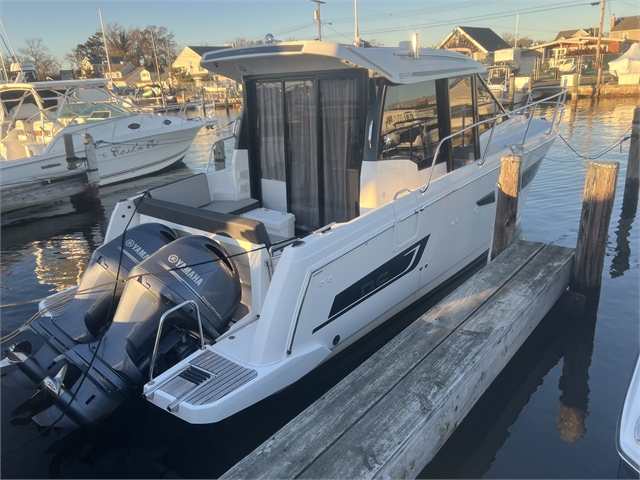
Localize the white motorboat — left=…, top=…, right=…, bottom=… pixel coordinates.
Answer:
left=1, top=78, right=214, bottom=211
left=618, top=354, right=640, bottom=474
left=0, top=37, right=566, bottom=428
left=486, top=65, right=527, bottom=105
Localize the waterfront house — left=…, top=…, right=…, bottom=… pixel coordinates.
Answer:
left=437, top=26, right=510, bottom=61
left=609, top=15, right=640, bottom=42
left=172, top=46, right=229, bottom=81
left=81, top=56, right=125, bottom=78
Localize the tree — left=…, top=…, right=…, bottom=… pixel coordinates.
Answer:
left=18, top=38, right=61, bottom=80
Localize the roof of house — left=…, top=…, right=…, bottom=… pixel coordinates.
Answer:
left=611, top=15, right=640, bottom=32
left=554, top=28, right=598, bottom=41
left=456, top=26, right=511, bottom=52
left=87, top=56, right=124, bottom=65
left=185, top=46, right=229, bottom=56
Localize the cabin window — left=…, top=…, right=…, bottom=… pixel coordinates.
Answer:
left=475, top=76, right=503, bottom=137
left=248, top=71, right=365, bottom=233
left=448, top=76, right=476, bottom=168
left=378, top=80, right=440, bottom=167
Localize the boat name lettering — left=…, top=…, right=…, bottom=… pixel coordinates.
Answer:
left=124, top=239, right=150, bottom=259
left=167, top=254, right=203, bottom=286
left=110, top=140, right=160, bottom=157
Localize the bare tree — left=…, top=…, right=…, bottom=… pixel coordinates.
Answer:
left=18, top=38, right=61, bottom=79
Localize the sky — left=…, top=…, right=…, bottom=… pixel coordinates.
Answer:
left=1, top=0, right=639, bottom=68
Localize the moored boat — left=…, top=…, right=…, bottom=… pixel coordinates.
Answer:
left=1, top=78, right=215, bottom=212
left=0, top=37, right=566, bottom=428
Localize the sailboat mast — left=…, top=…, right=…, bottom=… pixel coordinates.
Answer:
left=98, top=8, right=113, bottom=81
left=0, top=19, right=19, bottom=62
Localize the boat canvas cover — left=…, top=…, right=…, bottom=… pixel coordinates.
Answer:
left=609, top=43, right=640, bottom=76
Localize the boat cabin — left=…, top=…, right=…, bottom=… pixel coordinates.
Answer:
left=201, top=40, right=504, bottom=234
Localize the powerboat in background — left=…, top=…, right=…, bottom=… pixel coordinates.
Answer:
left=0, top=36, right=566, bottom=428
left=1, top=78, right=215, bottom=212
left=486, top=65, right=527, bottom=105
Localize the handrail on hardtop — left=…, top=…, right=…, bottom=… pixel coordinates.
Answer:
left=418, top=87, right=567, bottom=196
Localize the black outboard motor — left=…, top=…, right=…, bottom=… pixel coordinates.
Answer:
left=4, top=233, right=241, bottom=428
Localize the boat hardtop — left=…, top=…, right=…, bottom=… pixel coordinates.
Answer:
left=201, top=40, right=485, bottom=84
left=0, top=38, right=566, bottom=428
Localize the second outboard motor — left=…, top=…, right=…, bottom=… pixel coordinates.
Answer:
left=43, top=222, right=178, bottom=343
left=100, top=235, right=242, bottom=375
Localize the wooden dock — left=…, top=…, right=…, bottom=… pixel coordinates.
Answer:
left=221, top=240, right=574, bottom=479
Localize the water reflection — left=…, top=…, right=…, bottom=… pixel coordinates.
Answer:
left=612, top=193, right=638, bottom=279
left=556, top=310, right=597, bottom=442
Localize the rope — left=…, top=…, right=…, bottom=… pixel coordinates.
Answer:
left=557, top=128, right=631, bottom=162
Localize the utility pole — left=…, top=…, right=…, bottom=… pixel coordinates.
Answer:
left=311, top=0, right=326, bottom=41
left=595, top=0, right=606, bottom=97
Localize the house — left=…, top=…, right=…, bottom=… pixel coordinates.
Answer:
left=609, top=15, right=640, bottom=42
left=172, top=46, right=229, bottom=81
left=81, top=56, right=124, bottom=77
left=532, top=27, right=627, bottom=68
left=554, top=28, right=599, bottom=41
left=437, top=26, right=511, bottom=61
left=105, top=63, right=137, bottom=87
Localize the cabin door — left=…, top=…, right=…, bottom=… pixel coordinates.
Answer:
left=250, top=73, right=364, bottom=233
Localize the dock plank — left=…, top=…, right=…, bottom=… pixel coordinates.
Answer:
left=221, top=240, right=560, bottom=480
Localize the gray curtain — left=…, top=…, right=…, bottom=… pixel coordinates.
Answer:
left=256, top=81, right=285, bottom=181
left=321, top=78, right=358, bottom=224
left=286, top=80, right=318, bottom=229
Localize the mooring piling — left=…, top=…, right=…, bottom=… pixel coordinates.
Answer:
left=623, top=106, right=639, bottom=202
left=491, top=154, right=521, bottom=261
left=570, top=161, right=619, bottom=297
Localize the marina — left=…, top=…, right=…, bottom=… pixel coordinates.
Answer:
left=0, top=96, right=638, bottom=478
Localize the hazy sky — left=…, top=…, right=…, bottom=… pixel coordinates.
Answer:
left=1, top=0, right=638, bottom=67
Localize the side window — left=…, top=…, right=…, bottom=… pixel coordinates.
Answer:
left=378, top=80, right=439, bottom=167
left=449, top=76, right=476, bottom=169
left=476, top=75, right=503, bottom=137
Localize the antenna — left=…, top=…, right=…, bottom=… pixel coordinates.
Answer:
left=354, top=0, right=360, bottom=46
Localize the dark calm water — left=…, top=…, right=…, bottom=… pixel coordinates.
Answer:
left=1, top=100, right=638, bottom=479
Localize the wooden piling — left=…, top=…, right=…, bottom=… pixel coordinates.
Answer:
left=491, top=155, right=521, bottom=261
left=63, top=133, right=79, bottom=169
left=82, top=134, right=100, bottom=195
left=623, top=106, right=640, bottom=202
left=571, top=72, right=579, bottom=101
left=570, top=161, right=619, bottom=296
